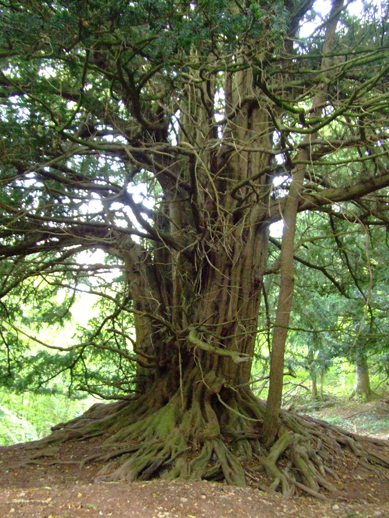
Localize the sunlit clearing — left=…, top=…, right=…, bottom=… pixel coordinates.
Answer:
left=299, top=0, right=381, bottom=38
left=76, top=249, right=123, bottom=283
left=299, top=0, right=331, bottom=38
left=270, top=220, right=284, bottom=238
left=131, top=183, right=154, bottom=209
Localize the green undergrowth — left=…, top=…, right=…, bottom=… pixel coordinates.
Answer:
left=300, top=395, right=389, bottom=439
left=0, top=390, right=95, bottom=445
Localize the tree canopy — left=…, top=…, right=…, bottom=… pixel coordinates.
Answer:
left=1, top=0, right=389, bottom=496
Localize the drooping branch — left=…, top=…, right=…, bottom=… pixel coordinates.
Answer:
left=187, top=328, right=251, bottom=364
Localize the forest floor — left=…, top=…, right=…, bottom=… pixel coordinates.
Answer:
left=0, top=396, right=389, bottom=518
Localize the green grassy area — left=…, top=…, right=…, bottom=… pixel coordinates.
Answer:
left=0, top=391, right=95, bottom=446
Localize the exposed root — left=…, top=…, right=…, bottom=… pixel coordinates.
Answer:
left=16, top=373, right=389, bottom=498
left=260, top=432, right=292, bottom=495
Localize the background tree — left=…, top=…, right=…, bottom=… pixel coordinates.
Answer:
left=1, top=0, right=389, bottom=496
left=280, top=210, right=389, bottom=401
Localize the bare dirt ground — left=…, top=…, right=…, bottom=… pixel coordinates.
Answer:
left=0, top=398, right=389, bottom=518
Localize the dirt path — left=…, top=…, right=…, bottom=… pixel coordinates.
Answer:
left=0, top=437, right=388, bottom=518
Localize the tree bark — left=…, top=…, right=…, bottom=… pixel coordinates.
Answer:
left=353, top=354, right=372, bottom=399
left=262, top=0, right=344, bottom=445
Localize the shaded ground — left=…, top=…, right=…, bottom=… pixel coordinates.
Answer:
left=0, top=398, right=389, bottom=518
left=307, top=397, right=389, bottom=440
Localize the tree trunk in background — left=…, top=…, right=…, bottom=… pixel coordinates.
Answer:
left=308, top=347, right=319, bottom=400
left=320, top=370, right=325, bottom=400
left=354, top=355, right=371, bottom=399
left=311, top=372, right=318, bottom=401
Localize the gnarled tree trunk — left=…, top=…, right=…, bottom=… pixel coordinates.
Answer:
left=7, top=0, right=389, bottom=500
left=32, top=58, right=389, bottom=499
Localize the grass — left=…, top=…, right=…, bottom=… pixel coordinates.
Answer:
left=0, top=390, right=96, bottom=445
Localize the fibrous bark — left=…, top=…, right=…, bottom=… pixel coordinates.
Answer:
left=353, top=355, right=372, bottom=399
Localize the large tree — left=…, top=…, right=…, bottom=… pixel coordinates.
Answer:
left=1, top=0, right=389, bottom=496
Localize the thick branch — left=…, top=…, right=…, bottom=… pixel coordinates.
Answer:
left=187, top=328, right=251, bottom=364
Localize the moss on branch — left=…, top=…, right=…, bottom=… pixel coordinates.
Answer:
left=187, top=328, right=251, bottom=364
